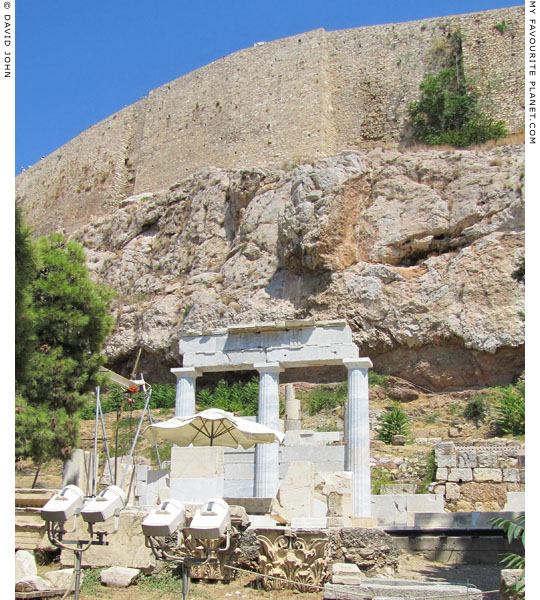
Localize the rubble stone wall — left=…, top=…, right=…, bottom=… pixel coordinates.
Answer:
left=433, top=440, right=524, bottom=511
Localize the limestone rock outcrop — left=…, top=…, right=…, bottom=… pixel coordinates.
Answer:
left=67, top=145, right=523, bottom=390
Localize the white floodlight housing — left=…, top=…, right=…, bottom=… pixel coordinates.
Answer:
left=81, top=485, right=127, bottom=523
left=41, top=485, right=85, bottom=523
left=189, top=498, right=231, bottom=540
left=142, top=499, right=186, bottom=537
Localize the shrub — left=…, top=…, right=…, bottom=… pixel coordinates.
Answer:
left=407, top=31, right=507, bottom=148
left=196, top=377, right=259, bottom=416
left=369, top=372, right=389, bottom=388
left=408, top=66, right=507, bottom=147
left=512, top=256, right=525, bottom=283
left=78, top=383, right=176, bottom=419
left=492, top=381, right=525, bottom=436
left=306, top=382, right=347, bottom=415
left=377, top=403, right=410, bottom=444
left=463, top=396, right=487, bottom=424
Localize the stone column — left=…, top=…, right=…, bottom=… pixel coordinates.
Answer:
left=254, top=362, right=282, bottom=498
left=170, top=367, right=201, bottom=417
left=343, top=358, right=373, bottom=518
left=284, top=384, right=301, bottom=431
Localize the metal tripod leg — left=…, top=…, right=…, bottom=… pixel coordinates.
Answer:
left=74, top=543, right=83, bottom=600
left=182, top=564, right=190, bottom=600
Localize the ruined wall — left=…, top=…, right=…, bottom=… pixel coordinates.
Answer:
left=16, top=6, right=524, bottom=237
left=434, top=440, right=524, bottom=511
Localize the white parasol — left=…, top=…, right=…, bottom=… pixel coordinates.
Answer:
left=142, top=408, right=284, bottom=449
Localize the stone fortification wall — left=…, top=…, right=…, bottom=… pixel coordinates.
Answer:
left=327, top=7, right=524, bottom=148
left=16, top=6, right=524, bottom=237
left=15, top=101, right=147, bottom=237
left=134, top=29, right=332, bottom=196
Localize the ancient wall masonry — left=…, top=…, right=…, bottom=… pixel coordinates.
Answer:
left=433, top=440, right=524, bottom=511
left=16, top=6, right=524, bottom=237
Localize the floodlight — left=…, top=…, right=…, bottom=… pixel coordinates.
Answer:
left=189, top=498, right=231, bottom=540
left=80, top=485, right=127, bottom=523
left=142, top=499, right=186, bottom=537
left=41, top=485, right=85, bottom=523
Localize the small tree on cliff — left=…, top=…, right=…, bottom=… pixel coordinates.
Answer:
left=407, top=31, right=507, bottom=147
left=16, top=233, right=115, bottom=485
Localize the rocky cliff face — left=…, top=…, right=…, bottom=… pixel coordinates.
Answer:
left=70, top=145, right=524, bottom=390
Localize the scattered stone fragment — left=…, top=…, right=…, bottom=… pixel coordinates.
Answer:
left=500, top=569, right=524, bottom=600
left=44, top=568, right=79, bottom=591
left=15, top=550, right=37, bottom=581
left=15, top=576, right=51, bottom=592
left=100, top=566, right=140, bottom=587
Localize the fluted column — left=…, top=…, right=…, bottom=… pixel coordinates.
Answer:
left=343, top=358, right=373, bottom=517
left=170, top=367, right=201, bottom=417
left=254, top=362, right=282, bottom=498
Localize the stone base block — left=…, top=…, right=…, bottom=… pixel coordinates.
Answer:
left=290, top=517, right=328, bottom=529
left=171, top=447, right=224, bottom=478
left=350, top=516, right=378, bottom=528
left=332, top=562, right=363, bottom=585
left=170, top=477, right=224, bottom=504
left=324, top=579, right=482, bottom=600
left=285, top=419, right=302, bottom=431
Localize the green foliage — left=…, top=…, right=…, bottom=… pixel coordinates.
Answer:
left=417, top=450, right=437, bottom=494
left=491, top=515, right=525, bottom=594
left=512, top=256, right=525, bottom=283
left=306, top=382, right=348, bottom=416
left=16, top=234, right=115, bottom=469
left=463, top=396, right=487, bottom=424
left=79, top=383, right=176, bottom=419
left=368, top=372, right=389, bottom=388
left=408, top=33, right=507, bottom=148
left=80, top=566, right=211, bottom=599
left=317, top=424, right=341, bottom=432
left=137, top=567, right=184, bottom=593
left=448, top=402, right=461, bottom=415
left=377, top=403, right=410, bottom=444
left=494, top=20, right=508, bottom=35
left=15, top=205, right=38, bottom=389
left=16, top=396, right=80, bottom=465
left=492, top=381, right=525, bottom=436
left=371, top=467, right=393, bottom=495
left=424, top=412, right=439, bottom=424
left=196, top=377, right=259, bottom=415
left=79, top=568, right=107, bottom=597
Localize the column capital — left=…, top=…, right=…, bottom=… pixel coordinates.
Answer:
left=253, top=362, right=283, bottom=373
left=343, top=358, right=373, bottom=370
left=170, top=367, right=202, bottom=378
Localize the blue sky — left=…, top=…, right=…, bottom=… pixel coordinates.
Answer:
left=15, top=0, right=521, bottom=173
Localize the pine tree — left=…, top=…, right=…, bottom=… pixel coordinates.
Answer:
left=15, top=233, right=115, bottom=481
left=15, top=205, right=37, bottom=389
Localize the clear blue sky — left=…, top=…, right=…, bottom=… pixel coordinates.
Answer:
left=15, top=0, right=521, bottom=172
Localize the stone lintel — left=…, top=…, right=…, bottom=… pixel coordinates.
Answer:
left=170, top=367, right=202, bottom=378
left=343, top=358, right=373, bottom=370
left=254, top=362, right=283, bottom=373
left=180, top=318, right=348, bottom=338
